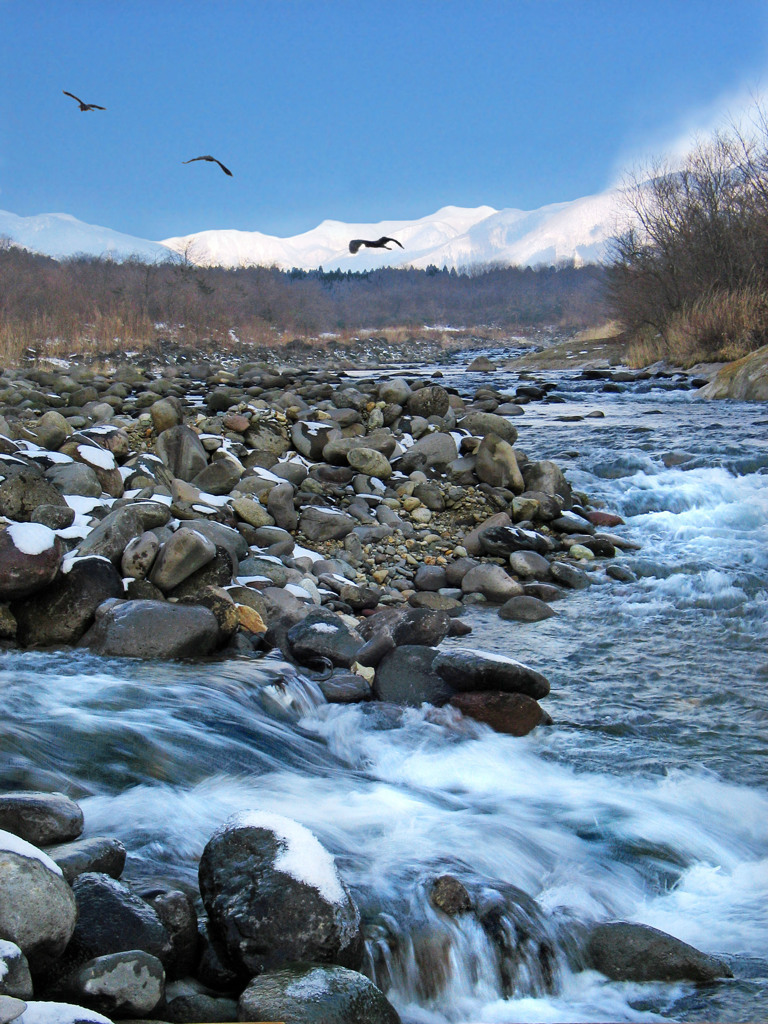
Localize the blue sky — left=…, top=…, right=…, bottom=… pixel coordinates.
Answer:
left=1, top=1, right=767, bottom=240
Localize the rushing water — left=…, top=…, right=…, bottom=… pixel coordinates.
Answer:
left=1, top=359, right=767, bottom=1023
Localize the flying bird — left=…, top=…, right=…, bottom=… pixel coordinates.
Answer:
left=63, top=90, right=106, bottom=111
left=349, top=236, right=405, bottom=254
left=182, top=155, right=233, bottom=176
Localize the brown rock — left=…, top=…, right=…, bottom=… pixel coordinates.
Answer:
left=449, top=690, right=549, bottom=736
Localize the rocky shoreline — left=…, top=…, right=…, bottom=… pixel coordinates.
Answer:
left=0, top=352, right=732, bottom=1023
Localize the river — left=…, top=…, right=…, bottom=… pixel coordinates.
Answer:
left=1, top=356, right=766, bottom=1023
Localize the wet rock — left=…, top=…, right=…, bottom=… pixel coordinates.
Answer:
left=79, top=600, right=220, bottom=660
left=549, top=560, right=591, bottom=589
left=45, top=837, right=126, bottom=886
left=498, top=595, right=555, bottom=621
left=285, top=610, right=362, bottom=668
left=66, top=950, right=165, bottom=1018
left=373, top=646, right=454, bottom=706
left=318, top=672, right=373, bottom=703
left=6, top=1000, right=113, bottom=1023
left=139, top=887, right=198, bottom=982
left=585, top=921, right=733, bottom=982
left=0, top=524, right=63, bottom=601
left=162, top=991, right=238, bottom=1022
left=508, top=550, right=551, bottom=580
left=433, top=647, right=550, bottom=700
left=522, top=460, right=572, bottom=505
left=0, top=793, right=83, bottom=847
left=69, top=873, right=172, bottom=965
left=479, top=525, right=554, bottom=557
left=430, top=875, right=472, bottom=916
left=606, top=564, right=637, bottom=583
left=238, top=963, right=401, bottom=1024
left=0, top=829, right=77, bottom=972
left=198, top=812, right=364, bottom=977
left=12, top=556, right=124, bottom=647
left=449, top=690, right=550, bottom=735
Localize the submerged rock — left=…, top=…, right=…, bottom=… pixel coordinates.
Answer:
left=585, top=921, right=733, bottom=982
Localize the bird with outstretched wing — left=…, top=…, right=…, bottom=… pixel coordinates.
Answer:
left=349, top=236, right=405, bottom=254
left=63, top=90, right=106, bottom=111
left=183, top=155, right=233, bottom=176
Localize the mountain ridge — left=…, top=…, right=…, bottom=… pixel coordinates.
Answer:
left=0, top=189, right=630, bottom=270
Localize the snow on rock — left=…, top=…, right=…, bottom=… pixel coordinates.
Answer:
left=0, top=829, right=62, bottom=876
left=225, top=811, right=346, bottom=904
left=6, top=523, right=57, bottom=556
left=16, top=1002, right=114, bottom=1024
left=76, top=444, right=116, bottom=471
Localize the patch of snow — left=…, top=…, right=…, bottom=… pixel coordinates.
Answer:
left=225, top=811, right=346, bottom=903
left=6, top=522, right=57, bottom=555
left=64, top=495, right=107, bottom=516
left=246, top=465, right=284, bottom=483
left=76, top=444, right=116, bottom=471
left=293, top=544, right=322, bottom=562
left=0, top=828, right=62, bottom=875
left=310, top=622, right=339, bottom=633
left=17, top=1002, right=113, bottom=1024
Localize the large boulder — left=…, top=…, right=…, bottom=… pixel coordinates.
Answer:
left=373, top=646, right=455, bottom=706
left=12, top=556, right=124, bottom=647
left=238, top=963, right=401, bottom=1024
left=698, top=345, right=768, bottom=401
left=198, top=812, right=364, bottom=977
left=398, top=432, right=458, bottom=473
left=433, top=647, right=550, bottom=699
left=585, top=921, right=733, bottom=982
left=459, top=410, right=518, bottom=445
left=68, top=873, right=172, bottom=965
left=407, top=383, right=450, bottom=419
left=0, top=830, right=77, bottom=971
left=79, top=600, right=220, bottom=660
left=285, top=611, right=362, bottom=668
left=0, top=524, right=63, bottom=601
left=0, top=793, right=83, bottom=847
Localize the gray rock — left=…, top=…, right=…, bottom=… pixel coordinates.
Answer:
left=585, top=921, right=733, bottom=982
left=0, top=830, right=78, bottom=971
left=291, top=420, right=341, bottom=461
left=239, top=963, right=401, bottom=1024
left=266, top=482, right=298, bottom=531
left=461, top=563, right=524, bottom=602
left=433, top=647, right=550, bottom=700
left=149, top=528, right=216, bottom=592
left=407, top=383, right=450, bottom=419
left=68, top=950, right=165, bottom=1018
left=140, top=887, right=198, bottom=981
left=475, top=433, right=525, bottom=492
left=0, top=524, right=63, bottom=601
left=121, top=532, right=160, bottom=580
left=155, top=425, right=208, bottom=482
left=549, top=560, right=592, bottom=589
left=373, top=646, right=454, bottom=706
left=462, top=512, right=512, bottom=556
left=179, top=518, right=246, bottom=564
left=32, top=410, right=72, bottom=449
left=522, top=459, right=573, bottom=505
left=479, top=524, right=554, bottom=557
left=79, top=600, right=220, bottom=660
left=150, top=397, right=183, bottom=433
left=0, top=793, right=83, bottom=846
left=191, top=456, right=243, bottom=496
left=0, top=941, right=33, bottom=999
left=413, top=564, right=448, bottom=591
left=76, top=506, right=144, bottom=564
left=346, top=447, right=391, bottom=480
left=31, top=503, right=75, bottom=530
left=45, top=837, right=126, bottom=885
left=12, top=556, right=124, bottom=647
left=44, top=463, right=102, bottom=501
left=498, top=595, right=556, bottom=621
left=508, top=550, right=552, bottom=580
left=0, top=466, right=70, bottom=521
left=198, top=814, right=364, bottom=977
left=69, top=873, right=172, bottom=965
left=285, top=610, right=362, bottom=668
left=606, top=564, right=637, bottom=583
left=162, top=992, right=237, bottom=1022
left=459, top=410, right=519, bottom=444
left=398, top=432, right=458, bottom=473
left=318, top=673, right=373, bottom=703
left=378, top=377, right=412, bottom=405
left=299, top=507, right=356, bottom=542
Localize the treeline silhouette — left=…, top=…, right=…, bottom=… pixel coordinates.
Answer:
left=608, top=103, right=768, bottom=365
left=0, top=239, right=606, bottom=361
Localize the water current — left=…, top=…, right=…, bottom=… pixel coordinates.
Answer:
left=1, top=354, right=767, bottom=1022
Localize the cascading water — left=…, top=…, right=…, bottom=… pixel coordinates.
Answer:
left=1, top=359, right=766, bottom=1022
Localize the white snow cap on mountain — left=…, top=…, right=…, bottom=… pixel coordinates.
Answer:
left=1, top=188, right=632, bottom=270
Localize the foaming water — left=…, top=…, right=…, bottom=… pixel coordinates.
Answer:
left=1, top=374, right=767, bottom=1022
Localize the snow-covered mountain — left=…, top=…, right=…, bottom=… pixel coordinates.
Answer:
left=0, top=189, right=631, bottom=270
left=0, top=210, right=168, bottom=262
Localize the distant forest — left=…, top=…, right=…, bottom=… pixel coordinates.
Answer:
left=0, top=239, right=607, bottom=361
